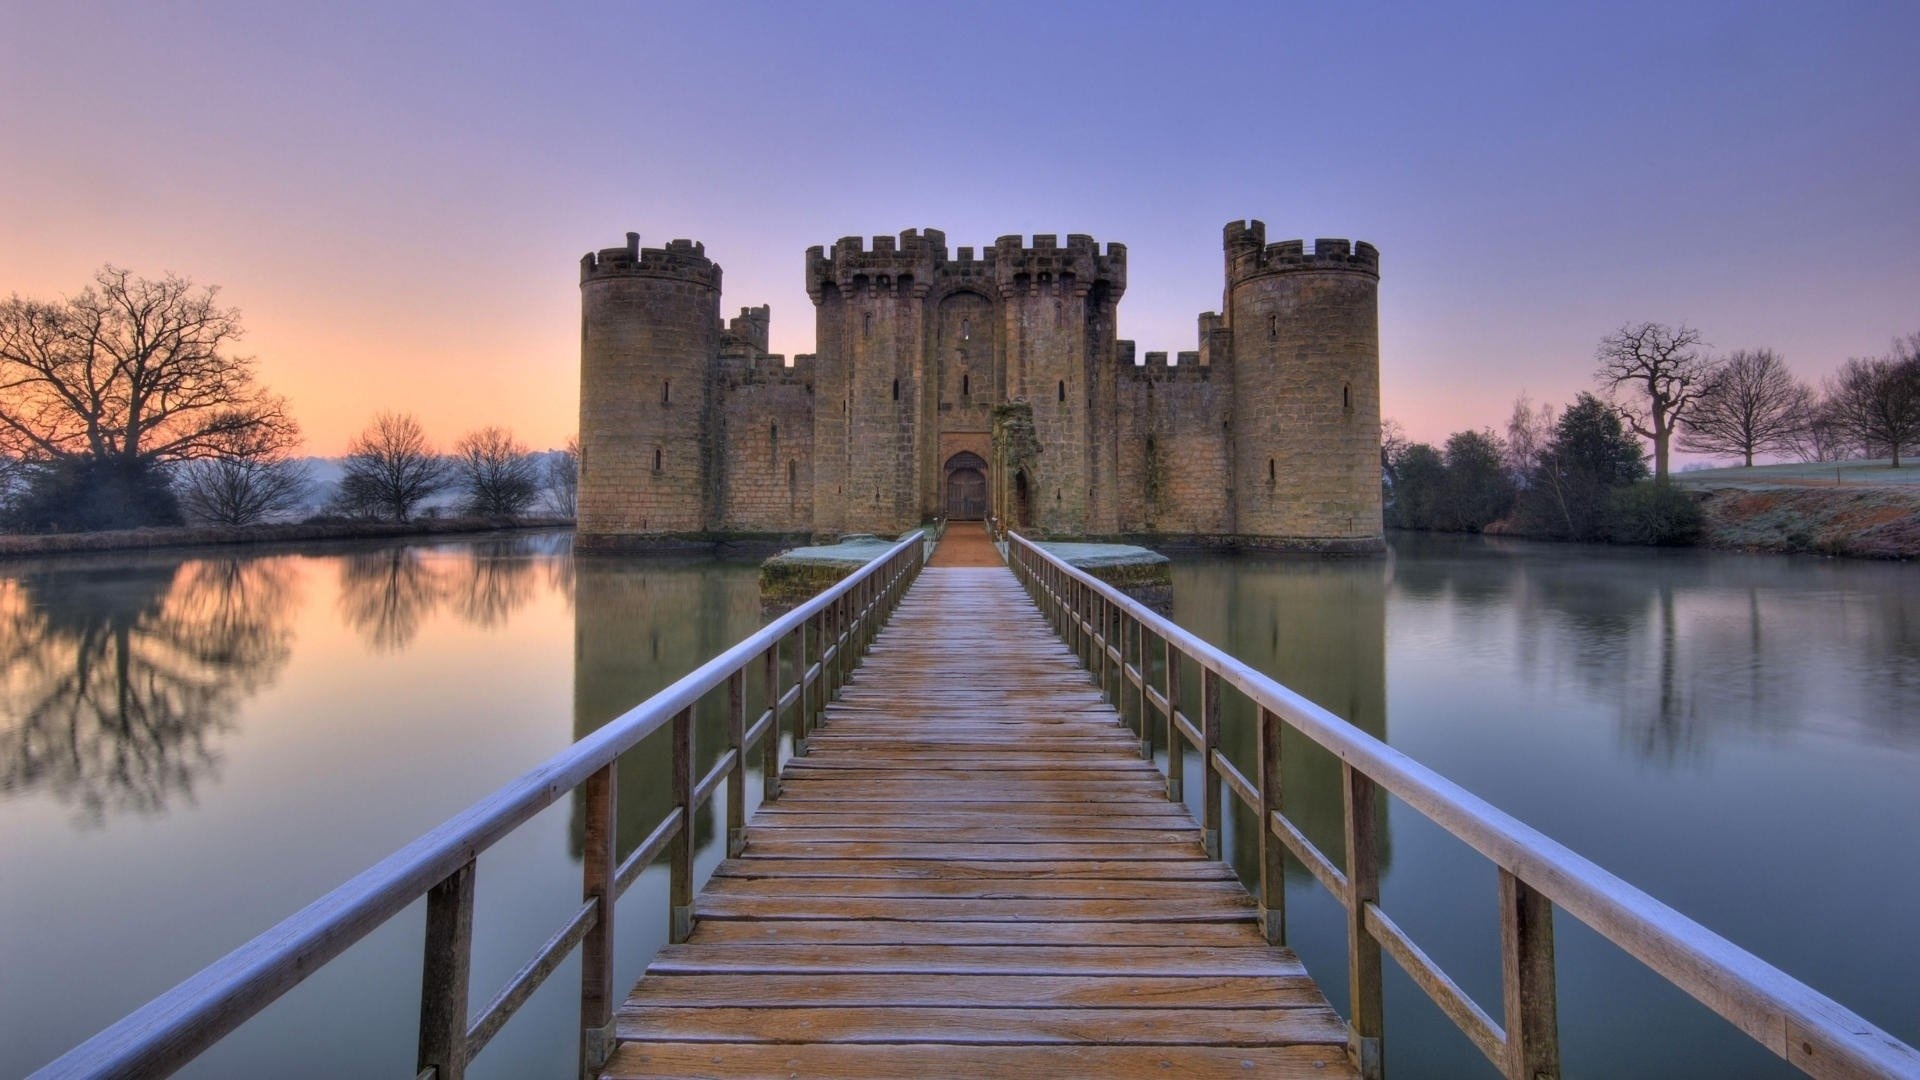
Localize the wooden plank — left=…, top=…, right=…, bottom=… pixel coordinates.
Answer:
left=693, top=895, right=1255, bottom=923
left=744, top=826, right=1202, bottom=845
left=751, top=801, right=1191, bottom=818
left=620, top=1006, right=1347, bottom=1046
left=646, top=943, right=1299, bottom=976
left=715, top=857, right=1229, bottom=880
left=701, top=876, right=1247, bottom=900
left=619, top=973, right=1326, bottom=1009
left=686, top=919, right=1268, bottom=947
left=743, top=812, right=1195, bottom=829
left=735, top=840, right=1206, bottom=861
left=603, top=1043, right=1354, bottom=1079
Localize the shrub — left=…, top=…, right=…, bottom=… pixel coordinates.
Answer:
left=4, top=457, right=181, bottom=532
left=1606, top=481, right=1704, bottom=546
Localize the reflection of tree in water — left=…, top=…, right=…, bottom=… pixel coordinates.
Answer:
left=449, top=539, right=541, bottom=629
left=337, top=549, right=450, bottom=651
left=337, top=538, right=550, bottom=649
left=0, top=557, right=298, bottom=826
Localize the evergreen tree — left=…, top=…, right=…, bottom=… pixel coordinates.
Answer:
left=1519, top=394, right=1647, bottom=540
left=1435, top=429, right=1515, bottom=532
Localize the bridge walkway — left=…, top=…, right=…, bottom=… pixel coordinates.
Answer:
left=601, top=554, right=1358, bottom=1078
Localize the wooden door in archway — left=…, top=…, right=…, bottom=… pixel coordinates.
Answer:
left=943, top=452, right=988, bottom=520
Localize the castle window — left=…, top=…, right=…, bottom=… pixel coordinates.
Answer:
left=771, top=423, right=778, bottom=442
left=652, top=447, right=662, bottom=473
left=1057, top=380, right=1066, bottom=403
left=892, top=378, right=900, bottom=401
left=661, top=379, right=670, bottom=406
left=1268, top=313, right=1278, bottom=340
left=961, top=318, right=970, bottom=341
left=1343, top=382, right=1352, bottom=411
left=1268, top=458, right=1276, bottom=483
left=788, top=459, right=797, bottom=488
left=863, top=312, right=872, bottom=337
left=962, top=372, right=970, bottom=398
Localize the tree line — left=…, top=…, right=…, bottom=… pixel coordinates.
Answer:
left=0, top=265, right=577, bottom=532
left=1386, top=321, right=1920, bottom=544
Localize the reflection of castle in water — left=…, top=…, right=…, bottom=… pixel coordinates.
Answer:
left=569, top=557, right=765, bottom=860
left=0, top=557, right=297, bottom=826
left=1169, top=556, right=1390, bottom=880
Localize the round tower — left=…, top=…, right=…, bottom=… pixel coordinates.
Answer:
left=578, top=233, right=720, bottom=547
left=1224, top=221, right=1382, bottom=551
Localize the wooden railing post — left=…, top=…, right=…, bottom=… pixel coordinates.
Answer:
left=796, top=617, right=814, bottom=756
left=1500, top=869, right=1560, bottom=1080
left=1343, top=763, right=1384, bottom=1080
left=577, top=762, right=616, bottom=1078
left=668, top=706, right=694, bottom=944
left=417, top=858, right=475, bottom=1080
left=1165, top=638, right=1183, bottom=802
left=1257, top=706, right=1286, bottom=945
left=1200, top=669, right=1222, bottom=860
left=1092, top=593, right=1105, bottom=698
left=1135, top=621, right=1151, bottom=760
left=762, top=641, right=781, bottom=802
left=726, top=669, right=747, bottom=857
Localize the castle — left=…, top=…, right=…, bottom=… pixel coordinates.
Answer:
left=577, top=221, right=1382, bottom=551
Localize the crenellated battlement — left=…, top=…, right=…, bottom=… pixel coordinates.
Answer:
left=806, top=229, right=948, bottom=301
left=990, top=233, right=1126, bottom=299
left=580, top=232, right=722, bottom=289
left=723, top=305, right=770, bottom=352
left=1225, top=219, right=1378, bottom=284
left=718, top=348, right=813, bottom=385
left=1120, top=348, right=1218, bottom=381
left=805, top=228, right=1127, bottom=302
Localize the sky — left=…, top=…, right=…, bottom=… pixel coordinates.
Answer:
left=2, top=1, right=1916, bottom=457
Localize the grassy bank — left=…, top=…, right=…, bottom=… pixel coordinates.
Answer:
left=1691, top=485, right=1920, bottom=558
left=1671, top=460, right=1920, bottom=558
left=0, top=517, right=575, bottom=559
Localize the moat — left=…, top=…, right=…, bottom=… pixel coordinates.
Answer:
left=3, top=532, right=1916, bottom=1078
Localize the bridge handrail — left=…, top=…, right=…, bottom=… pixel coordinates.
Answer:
left=1006, top=530, right=1919, bottom=1080
left=32, top=530, right=926, bottom=1080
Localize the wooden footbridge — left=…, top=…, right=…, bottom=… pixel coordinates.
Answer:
left=35, top=527, right=1920, bottom=1079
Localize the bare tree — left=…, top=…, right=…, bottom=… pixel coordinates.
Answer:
left=174, top=423, right=311, bottom=525
left=453, top=425, right=540, bottom=519
left=0, top=266, right=295, bottom=467
left=1594, top=322, right=1714, bottom=482
left=1503, top=393, right=1555, bottom=486
left=1787, top=393, right=1854, bottom=462
left=543, top=436, right=579, bottom=518
left=334, top=412, right=449, bottom=521
left=1678, top=348, right=1811, bottom=466
left=1379, top=418, right=1408, bottom=486
left=1823, top=335, right=1920, bottom=467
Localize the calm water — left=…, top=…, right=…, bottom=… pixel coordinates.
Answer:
left=1, top=531, right=1915, bottom=1077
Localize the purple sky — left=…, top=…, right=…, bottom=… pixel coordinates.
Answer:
left=3, top=2, right=1915, bottom=456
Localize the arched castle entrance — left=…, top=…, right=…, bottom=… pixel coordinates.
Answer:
left=943, top=451, right=988, bottom=520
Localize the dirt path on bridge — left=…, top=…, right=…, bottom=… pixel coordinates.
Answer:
left=927, top=522, right=1001, bottom=567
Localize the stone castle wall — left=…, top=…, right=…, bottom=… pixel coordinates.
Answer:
left=578, top=221, right=1382, bottom=552
left=715, top=348, right=814, bottom=534
left=1117, top=348, right=1235, bottom=536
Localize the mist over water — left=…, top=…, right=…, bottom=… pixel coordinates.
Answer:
left=1, top=531, right=1914, bottom=1077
